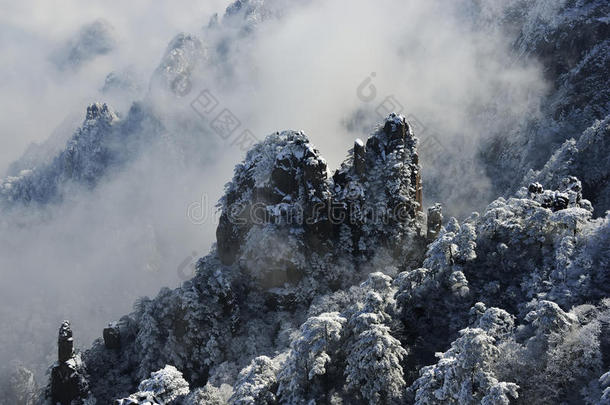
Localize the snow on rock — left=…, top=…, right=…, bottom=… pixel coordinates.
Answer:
left=216, top=114, right=425, bottom=291
left=0, top=101, right=165, bottom=209
left=33, top=2, right=610, bottom=403
left=43, top=170, right=610, bottom=404
left=150, top=34, right=207, bottom=97
left=0, top=103, right=118, bottom=206
left=47, top=321, right=93, bottom=405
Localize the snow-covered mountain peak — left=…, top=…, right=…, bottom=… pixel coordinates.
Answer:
left=84, top=102, right=118, bottom=123
left=151, top=33, right=207, bottom=97
left=215, top=113, right=425, bottom=291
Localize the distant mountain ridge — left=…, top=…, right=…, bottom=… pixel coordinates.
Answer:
left=0, top=102, right=162, bottom=207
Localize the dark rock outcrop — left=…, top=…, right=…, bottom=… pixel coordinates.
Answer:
left=527, top=176, right=592, bottom=213
left=44, top=113, right=425, bottom=403
left=0, top=103, right=118, bottom=206
left=58, top=321, right=74, bottom=363
left=332, top=113, right=425, bottom=267
left=103, top=322, right=121, bottom=350
left=217, top=113, right=425, bottom=289
left=216, top=129, right=333, bottom=288
left=48, top=321, right=92, bottom=405
left=426, top=203, right=442, bottom=241
left=353, top=138, right=366, bottom=176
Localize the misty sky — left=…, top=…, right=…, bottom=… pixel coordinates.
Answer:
left=0, top=0, right=228, bottom=172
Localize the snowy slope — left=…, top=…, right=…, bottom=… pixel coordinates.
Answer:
left=43, top=113, right=609, bottom=404
left=481, top=0, right=610, bottom=216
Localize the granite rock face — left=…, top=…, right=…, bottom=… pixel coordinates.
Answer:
left=426, top=203, right=443, bottom=241
left=103, top=322, right=121, bottom=350
left=49, top=321, right=92, bottom=405
left=216, top=113, right=426, bottom=289
left=57, top=321, right=74, bottom=363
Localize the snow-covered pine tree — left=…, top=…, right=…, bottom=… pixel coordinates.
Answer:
left=278, top=313, right=346, bottom=404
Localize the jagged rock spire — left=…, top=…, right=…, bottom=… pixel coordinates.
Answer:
left=49, top=321, right=92, bottom=404
left=427, top=203, right=442, bottom=241
left=216, top=113, right=427, bottom=289
left=58, top=320, right=73, bottom=363
left=85, top=102, right=117, bottom=122
left=354, top=138, right=366, bottom=175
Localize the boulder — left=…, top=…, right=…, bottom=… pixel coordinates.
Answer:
left=353, top=138, right=366, bottom=176
left=58, top=320, right=74, bottom=363
left=103, top=322, right=121, bottom=350
left=50, top=321, right=91, bottom=404
left=427, top=204, right=443, bottom=241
